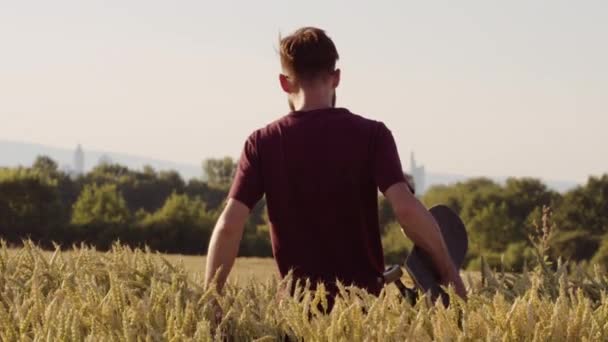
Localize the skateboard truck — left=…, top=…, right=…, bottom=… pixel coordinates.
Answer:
left=383, top=264, right=418, bottom=305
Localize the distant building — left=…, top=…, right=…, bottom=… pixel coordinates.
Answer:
left=74, top=144, right=85, bottom=175
left=410, top=152, right=426, bottom=195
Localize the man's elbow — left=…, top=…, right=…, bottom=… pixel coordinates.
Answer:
left=393, top=202, right=416, bottom=227
left=385, top=182, right=417, bottom=215
left=397, top=196, right=432, bottom=231
left=213, top=199, right=249, bottom=237
left=213, top=215, right=241, bottom=239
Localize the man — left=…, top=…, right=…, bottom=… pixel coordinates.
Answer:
left=204, top=27, right=466, bottom=301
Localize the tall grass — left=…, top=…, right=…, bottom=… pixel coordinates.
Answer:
left=1, top=209, right=607, bottom=341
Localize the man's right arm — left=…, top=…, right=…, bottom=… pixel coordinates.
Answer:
left=384, top=182, right=467, bottom=299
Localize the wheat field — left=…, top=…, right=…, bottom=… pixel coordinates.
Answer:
left=1, top=240, right=608, bottom=341
left=7, top=246, right=279, bottom=279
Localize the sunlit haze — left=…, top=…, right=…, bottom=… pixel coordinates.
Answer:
left=1, top=1, right=607, bottom=183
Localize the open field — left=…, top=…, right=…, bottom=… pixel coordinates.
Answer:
left=173, top=255, right=280, bottom=284
left=6, top=248, right=430, bottom=288
left=7, top=248, right=278, bottom=281
left=3, top=242, right=608, bottom=340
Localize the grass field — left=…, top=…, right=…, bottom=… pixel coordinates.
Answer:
left=8, top=248, right=279, bottom=283
left=137, top=254, right=279, bottom=284
left=7, top=248, right=428, bottom=289
left=8, top=248, right=280, bottom=281
left=2, top=242, right=607, bottom=341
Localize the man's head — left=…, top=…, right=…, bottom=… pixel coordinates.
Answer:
left=278, top=27, right=340, bottom=111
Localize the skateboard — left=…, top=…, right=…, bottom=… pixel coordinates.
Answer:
left=383, top=205, right=468, bottom=306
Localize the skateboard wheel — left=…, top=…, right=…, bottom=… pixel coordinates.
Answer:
left=383, top=265, right=403, bottom=283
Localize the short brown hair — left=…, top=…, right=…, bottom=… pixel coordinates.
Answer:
left=279, top=27, right=339, bottom=82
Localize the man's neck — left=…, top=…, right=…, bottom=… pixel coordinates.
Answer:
left=292, top=90, right=334, bottom=112
left=296, top=103, right=332, bottom=112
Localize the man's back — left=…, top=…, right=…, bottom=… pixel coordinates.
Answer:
left=205, top=27, right=466, bottom=302
left=229, top=107, right=406, bottom=294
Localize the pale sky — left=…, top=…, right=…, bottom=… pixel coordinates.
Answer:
left=1, top=0, right=606, bottom=183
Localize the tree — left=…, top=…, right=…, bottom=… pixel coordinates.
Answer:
left=142, top=192, right=211, bottom=226
left=422, top=177, right=558, bottom=256
left=83, top=164, right=186, bottom=213
left=121, top=169, right=186, bottom=213
left=186, top=179, right=228, bottom=212
left=203, top=157, right=236, bottom=187
left=32, top=155, right=80, bottom=225
left=0, top=168, right=63, bottom=244
left=554, top=175, right=608, bottom=235
left=422, top=178, right=507, bottom=255
left=32, top=155, right=59, bottom=174
left=422, top=178, right=500, bottom=216
left=546, top=175, right=608, bottom=262
left=87, top=163, right=131, bottom=181
left=467, top=201, right=518, bottom=253
left=591, top=234, right=608, bottom=269
left=503, top=241, right=535, bottom=272
left=138, top=193, right=215, bottom=253
left=502, top=178, right=561, bottom=227
left=71, top=184, right=131, bottom=225
left=550, top=229, right=600, bottom=261
left=422, top=184, right=464, bottom=214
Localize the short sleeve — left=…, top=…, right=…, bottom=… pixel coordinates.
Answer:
left=228, top=133, right=264, bottom=210
left=373, top=122, right=406, bottom=193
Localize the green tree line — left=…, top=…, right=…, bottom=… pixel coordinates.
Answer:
left=382, top=175, right=608, bottom=271
left=0, top=156, right=270, bottom=256
left=1, top=156, right=606, bottom=271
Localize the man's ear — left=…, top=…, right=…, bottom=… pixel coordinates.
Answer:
left=332, top=69, right=341, bottom=89
left=279, top=74, right=292, bottom=93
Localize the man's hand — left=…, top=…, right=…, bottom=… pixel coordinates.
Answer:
left=440, top=265, right=467, bottom=300
left=204, top=199, right=250, bottom=291
left=210, top=298, right=223, bottom=327
left=384, top=182, right=467, bottom=300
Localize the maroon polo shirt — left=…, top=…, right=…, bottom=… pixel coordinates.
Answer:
left=228, top=107, right=405, bottom=295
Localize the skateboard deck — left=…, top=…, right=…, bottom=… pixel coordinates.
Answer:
left=404, top=204, right=468, bottom=305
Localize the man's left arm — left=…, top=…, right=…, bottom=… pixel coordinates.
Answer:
left=204, top=198, right=250, bottom=291
left=205, top=132, right=263, bottom=291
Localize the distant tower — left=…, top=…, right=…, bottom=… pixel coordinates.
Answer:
left=410, top=152, right=426, bottom=195
left=74, top=144, right=85, bottom=175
